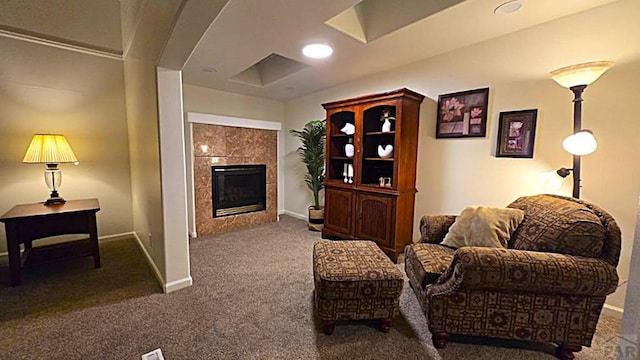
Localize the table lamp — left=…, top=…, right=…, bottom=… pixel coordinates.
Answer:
left=22, top=134, right=78, bottom=205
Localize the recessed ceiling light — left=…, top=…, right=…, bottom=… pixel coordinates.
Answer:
left=494, top=0, right=523, bottom=15
left=302, top=43, right=333, bottom=59
left=202, top=66, right=217, bottom=73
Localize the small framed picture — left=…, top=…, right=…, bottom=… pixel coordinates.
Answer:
left=436, top=87, right=490, bottom=138
left=496, top=109, right=538, bottom=158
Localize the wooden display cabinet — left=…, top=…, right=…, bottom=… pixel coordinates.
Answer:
left=321, top=88, right=425, bottom=261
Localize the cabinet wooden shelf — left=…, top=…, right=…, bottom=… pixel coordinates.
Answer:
left=321, top=88, right=425, bottom=262
left=365, top=131, right=396, bottom=135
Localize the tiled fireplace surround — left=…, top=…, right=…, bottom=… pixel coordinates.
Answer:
left=192, top=122, right=278, bottom=236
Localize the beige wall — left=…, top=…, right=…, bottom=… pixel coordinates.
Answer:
left=284, top=36, right=640, bottom=310
left=0, top=36, right=133, bottom=253
left=621, top=197, right=640, bottom=345
left=120, top=0, right=183, bottom=285
left=183, top=85, right=285, bottom=121
left=122, top=56, right=165, bottom=277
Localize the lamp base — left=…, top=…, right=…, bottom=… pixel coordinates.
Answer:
left=44, top=197, right=66, bottom=206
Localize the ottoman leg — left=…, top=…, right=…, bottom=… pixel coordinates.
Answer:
left=380, top=318, right=393, bottom=333
left=432, top=333, right=449, bottom=348
left=555, top=343, right=582, bottom=360
left=322, top=320, right=335, bottom=335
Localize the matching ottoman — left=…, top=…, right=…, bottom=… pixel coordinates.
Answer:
left=313, top=240, right=404, bottom=335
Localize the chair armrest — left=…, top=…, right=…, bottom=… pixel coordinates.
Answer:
left=449, top=247, right=619, bottom=296
left=419, top=215, right=456, bottom=244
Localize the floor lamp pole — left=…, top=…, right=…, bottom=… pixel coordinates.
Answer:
left=570, top=85, right=587, bottom=199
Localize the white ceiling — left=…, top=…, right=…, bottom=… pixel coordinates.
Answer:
left=0, top=0, right=638, bottom=103
left=182, top=0, right=634, bottom=101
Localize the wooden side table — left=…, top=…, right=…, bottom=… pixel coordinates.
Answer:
left=0, top=198, right=101, bottom=286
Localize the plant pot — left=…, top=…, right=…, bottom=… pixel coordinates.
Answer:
left=308, top=206, right=324, bottom=232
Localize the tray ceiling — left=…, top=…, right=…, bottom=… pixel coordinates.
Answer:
left=182, top=0, right=627, bottom=101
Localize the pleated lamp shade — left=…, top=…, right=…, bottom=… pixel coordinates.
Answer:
left=22, top=134, right=78, bottom=164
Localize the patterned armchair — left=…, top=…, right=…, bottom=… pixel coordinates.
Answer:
left=405, top=194, right=621, bottom=360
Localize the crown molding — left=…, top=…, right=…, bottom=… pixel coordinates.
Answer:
left=0, top=24, right=122, bottom=61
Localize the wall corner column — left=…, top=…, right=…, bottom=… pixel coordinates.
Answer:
left=157, top=67, right=192, bottom=292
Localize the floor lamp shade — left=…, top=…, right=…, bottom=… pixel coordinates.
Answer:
left=22, top=134, right=78, bottom=205
left=550, top=61, right=614, bottom=88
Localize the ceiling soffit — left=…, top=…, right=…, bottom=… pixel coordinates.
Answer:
left=179, top=0, right=632, bottom=101
left=230, top=53, right=309, bottom=87
left=326, top=0, right=466, bottom=43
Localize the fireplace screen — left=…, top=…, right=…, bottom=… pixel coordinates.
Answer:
left=211, top=165, right=266, bottom=218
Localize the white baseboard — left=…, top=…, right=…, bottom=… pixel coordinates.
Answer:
left=131, top=232, right=166, bottom=291
left=165, top=276, right=193, bottom=293
left=131, top=232, right=192, bottom=293
left=602, top=303, right=624, bottom=319
left=282, top=210, right=307, bottom=221
left=99, top=232, right=136, bottom=242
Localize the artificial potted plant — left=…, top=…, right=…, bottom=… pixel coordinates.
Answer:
left=290, top=119, right=326, bottom=231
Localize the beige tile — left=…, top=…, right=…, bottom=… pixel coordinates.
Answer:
left=225, top=127, right=247, bottom=157
left=193, top=123, right=226, bottom=157
left=265, top=130, right=277, bottom=154
left=226, top=127, right=277, bottom=157
left=198, top=217, right=228, bottom=237
left=194, top=157, right=213, bottom=228
left=226, top=213, right=252, bottom=232
left=225, top=157, right=244, bottom=166
left=267, top=183, right=277, bottom=213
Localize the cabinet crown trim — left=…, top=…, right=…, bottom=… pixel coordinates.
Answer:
left=322, top=88, right=425, bottom=109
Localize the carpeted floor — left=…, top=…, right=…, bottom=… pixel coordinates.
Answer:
left=0, top=215, right=622, bottom=359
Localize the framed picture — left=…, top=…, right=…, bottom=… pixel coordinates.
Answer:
left=496, top=109, right=538, bottom=158
left=436, top=87, right=490, bottom=138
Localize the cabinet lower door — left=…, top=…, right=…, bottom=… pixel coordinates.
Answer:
left=356, top=193, right=394, bottom=247
left=324, top=187, right=353, bottom=235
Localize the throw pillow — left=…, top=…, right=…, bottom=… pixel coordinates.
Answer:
left=441, top=206, right=525, bottom=248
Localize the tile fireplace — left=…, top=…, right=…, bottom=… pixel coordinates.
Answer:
left=191, top=122, right=277, bottom=237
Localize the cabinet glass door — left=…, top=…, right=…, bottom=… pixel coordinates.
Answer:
left=327, top=110, right=355, bottom=183
left=360, top=104, right=396, bottom=188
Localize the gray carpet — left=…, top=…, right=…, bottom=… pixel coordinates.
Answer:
left=0, top=215, right=621, bottom=359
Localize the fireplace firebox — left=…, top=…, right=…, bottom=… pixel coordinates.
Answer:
left=211, top=165, right=266, bottom=218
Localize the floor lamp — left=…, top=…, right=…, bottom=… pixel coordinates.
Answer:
left=550, top=61, right=613, bottom=199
